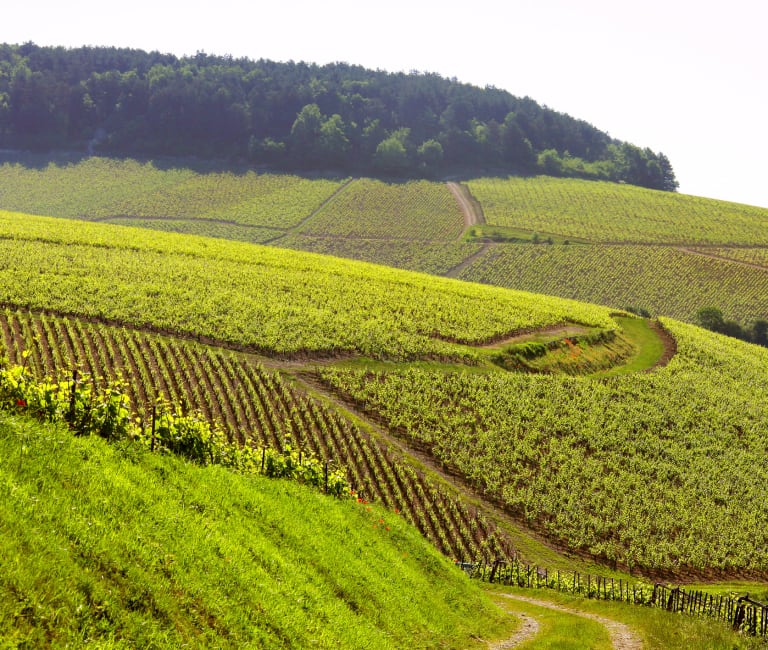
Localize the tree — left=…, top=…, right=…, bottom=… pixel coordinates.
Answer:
left=374, top=136, right=410, bottom=174
left=696, top=306, right=726, bottom=333
left=290, top=103, right=323, bottom=164
left=751, top=319, right=768, bottom=346
left=416, top=139, right=443, bottom=172
left=319, top=113, right=350, bottom=166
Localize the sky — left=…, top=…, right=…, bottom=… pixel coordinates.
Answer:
left=2, top=0, right=767, bottom=208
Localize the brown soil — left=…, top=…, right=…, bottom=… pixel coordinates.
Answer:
left=647, top=319, right=677, bottom=371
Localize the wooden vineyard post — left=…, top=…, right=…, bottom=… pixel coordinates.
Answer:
left=324, top=462, right=328, bottom=494
left=150, top=405, right=156, bottom=452
left=68, top=369, right=77, bottom=426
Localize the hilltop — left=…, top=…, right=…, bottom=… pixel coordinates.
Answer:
left=0, top=42, right=676, bottom=190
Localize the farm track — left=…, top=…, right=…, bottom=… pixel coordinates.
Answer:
left=493, top=593, right=642, bottom=649
left=0, top=306, right=515, bottom=563
left=448, top=181, right=485, bottom=228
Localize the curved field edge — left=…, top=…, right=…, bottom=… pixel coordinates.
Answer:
left=0, top=210, right=615, bottom=360
left=318, top=319, right=768, bottom=578
left=0, top=413, right=513, bottom=648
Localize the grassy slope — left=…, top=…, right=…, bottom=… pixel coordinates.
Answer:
left=0, top=412, right=512, bottom=648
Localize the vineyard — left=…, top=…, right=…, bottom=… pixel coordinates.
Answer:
left=319, top=318, right=768, bottom=574
left=0, top=158, right=344, bottom=228
left=0, top=307, right=516, bottom=562
left=467, top=176, right=768, bottom=245
left=274, top=236, right=483, bottom=275
left=295, top=178, right=465, bottom=241
left=457, top=244, right=768, bottom=325
left=0, top=211, right=616, bottom=360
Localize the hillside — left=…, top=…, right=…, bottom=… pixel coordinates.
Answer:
left=0, top=412, right=511, bottom=647
left=0, top=42, right=676, bottom=189
left=0, top=211, right=767, bottom=582
left=0, top=158, right=765, bottom=331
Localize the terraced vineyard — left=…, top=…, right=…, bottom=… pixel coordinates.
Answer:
left=0, top=307, right=514, bottom=562
left=0, top=211, right=615, bottom=360
left=457, top=244, right=768, bottom=325
left=467, top=176, right=768, bottom=245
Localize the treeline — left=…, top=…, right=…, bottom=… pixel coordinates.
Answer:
left=0, top=42, right=677, bottom=189
left=696, top=307, right=768, bottom=347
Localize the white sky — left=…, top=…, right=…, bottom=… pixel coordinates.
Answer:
left=2, top=0, right=767, bottom=208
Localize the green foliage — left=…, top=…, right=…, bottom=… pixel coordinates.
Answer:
left=299, top=178, right=466, bottom=240
left=0, top=42, right=676, bottom=188
left=0, top=210, right=615, bottom=360
left=0, top=157, right=344, bottom=228
left=320, top=319, right=768, bottom=573
left=0, top=356, right=351, bottom=497
left=458, top=243, right=768, bottom=326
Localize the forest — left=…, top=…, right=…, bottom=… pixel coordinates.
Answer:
left=0, top=42, right=677, bottom=190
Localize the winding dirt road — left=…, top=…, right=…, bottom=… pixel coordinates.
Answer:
left=490, top=593, right=643, bottom=649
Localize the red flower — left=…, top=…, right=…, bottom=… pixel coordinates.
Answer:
left=16, top=399, right=26, bottom=407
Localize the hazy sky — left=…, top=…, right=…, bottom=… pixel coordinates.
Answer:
left=2, top=0, right=767, bottom=207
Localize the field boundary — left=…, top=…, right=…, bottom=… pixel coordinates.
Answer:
left=444, top=242, right=493, bottom=278
left=267, top=177, right=355, bottom=243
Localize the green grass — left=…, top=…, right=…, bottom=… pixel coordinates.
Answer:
left=0, top=412, right=513, bottom=648
left=592, top=317, right=666, bottom=376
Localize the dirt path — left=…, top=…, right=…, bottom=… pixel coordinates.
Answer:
left=676, top=246, right=768, bottom=270
left=494, top=593, right=643, bottom=650
left=488, top=610, right=540, bottom=649
left=448, top=181, right=485, bottom=228
left=444, top=242, right=493, bottom=278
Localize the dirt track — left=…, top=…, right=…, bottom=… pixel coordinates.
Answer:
left=448, top=181, right=485, bottom=227
left=491, top=593, right=642, bottom=649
